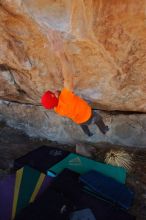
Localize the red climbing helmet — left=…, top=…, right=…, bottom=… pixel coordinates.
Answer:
left=41, top=90, right=58, bottom=109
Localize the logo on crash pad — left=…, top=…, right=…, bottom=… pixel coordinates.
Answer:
left=68, top=157, right=82, bottom=166
left=49, top=150, right=62, bottom=157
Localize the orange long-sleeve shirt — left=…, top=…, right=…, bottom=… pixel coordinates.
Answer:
left=54, top=88, right=91, bottom=124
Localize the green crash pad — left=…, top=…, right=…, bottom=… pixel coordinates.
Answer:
left=12, top=166, right=52, bottom=219
left=48, top=153, right=126, bottom=184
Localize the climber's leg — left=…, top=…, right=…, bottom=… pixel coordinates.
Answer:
left=93, top=111, right=109, bottom=134
left=95, top=118, right=109, bottom=134
left=80, top=124, right=93, bottom=137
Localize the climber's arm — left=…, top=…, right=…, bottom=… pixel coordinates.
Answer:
left=57, top=52, right=74, bottom=92
left=50, top=31, right=74, bottom=91
left=84, top=98, right=92, bottom=106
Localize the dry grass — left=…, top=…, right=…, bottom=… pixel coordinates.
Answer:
left=105, top=149, right=134, bottom=171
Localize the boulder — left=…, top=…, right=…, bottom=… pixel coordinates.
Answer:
left=0, top=0, right=146, bottom=147
left=0, top=0, right=146, bottom=111
left=0, top=101, right=146, bottom=147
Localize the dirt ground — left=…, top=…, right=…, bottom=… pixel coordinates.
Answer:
left=0, top=121, right=146, bottom=220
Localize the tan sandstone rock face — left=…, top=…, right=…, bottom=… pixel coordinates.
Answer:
left=0, top=0, right=146, bottom=112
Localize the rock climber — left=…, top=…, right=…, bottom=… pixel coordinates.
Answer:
left=41, top=32, right=109, bottom=137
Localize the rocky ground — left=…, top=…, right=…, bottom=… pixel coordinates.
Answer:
left=0, top=121, right=146, bottom=220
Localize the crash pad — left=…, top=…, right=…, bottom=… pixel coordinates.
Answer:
left=0, top=166, right=52, bottom=220
left=14, top=169, right=136, bottom=220
left=80, top=170, right=134, bottom=209
left=48, top=153, right=126, bottom=183
left=0, top=174, right=16, bottom=220
left=14, top=146, right=70, bottom=173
